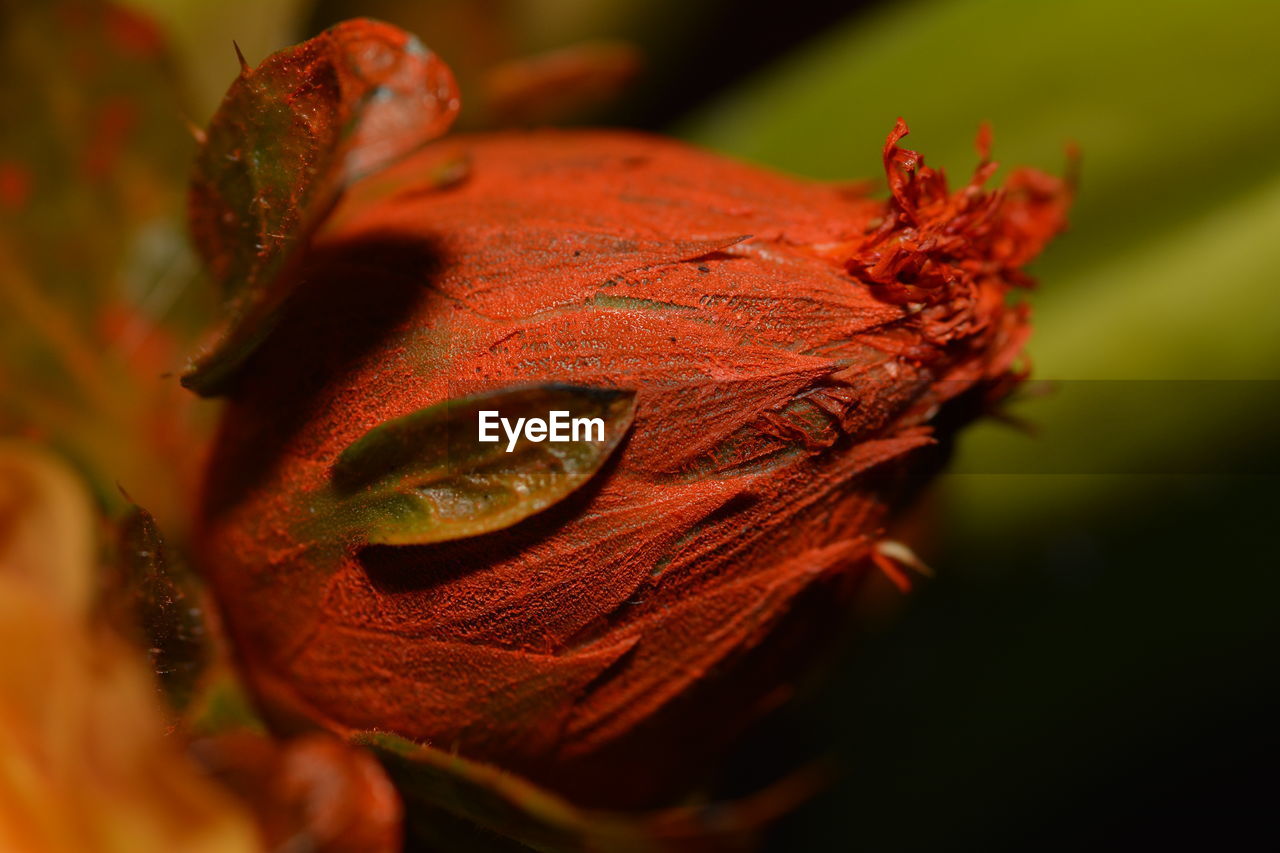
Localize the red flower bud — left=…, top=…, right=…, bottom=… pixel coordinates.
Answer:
left=194, top=38, right=1068, bottom=807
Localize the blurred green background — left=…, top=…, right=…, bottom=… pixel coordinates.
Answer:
left=16, top=0, right=1280, bottom=848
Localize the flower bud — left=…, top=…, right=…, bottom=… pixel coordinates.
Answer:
left=197, top=109, right=1067, bottom=807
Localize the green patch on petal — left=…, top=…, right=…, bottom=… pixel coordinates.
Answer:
left=312, top=384, right=635, bottom=547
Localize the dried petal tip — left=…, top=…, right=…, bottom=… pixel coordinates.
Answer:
left=870, top=540, right=933, bottom=593
left=232, top=40, right=250, bottom=74
left=975, top=121, right=993, bottom=162
left=181, top=115, right=207, bottom=146
left=842, top=120, right=1072, bottom=316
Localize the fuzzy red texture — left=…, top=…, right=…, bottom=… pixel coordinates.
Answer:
left=197, top=125, right=1068, bottom=807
